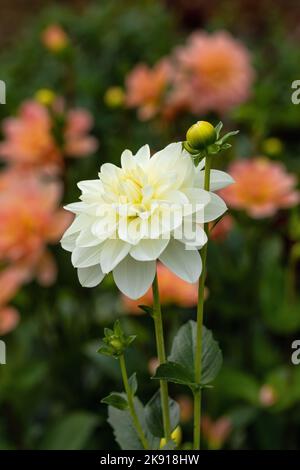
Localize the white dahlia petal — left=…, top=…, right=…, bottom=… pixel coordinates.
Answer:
left=77, top=179, right=103, bottom=195
left=165, top=190, right=189, bottom=205
left=77, top=265, right=105, bottom=288
left=121, top=149, right=135, bottom=171
left=197, top=169, right=234, bottom=191
left=195, top=192, right=227, bottom=223
left=71, top=245, right=102, bottom=268
left=184, top=188, right=211, bottom=214
left=134, top=144, right=150, bottom=165
left=113, top=256, right=156, bottom=299
left=99, top=239, right=131, bottom=273
left=60, top=232, right=78, bottom=252
left=76, top=229, right=100, bottom=247
left=174, top=223, right=207, bottom=248
left=62, top=215, right=90, bottom=238
left=130, top=238, right=170, bottom=261
left=149, top=142, right=182, bottom=175
left=64, top=202, right=98, bottom=215
left=159, top=238, right=202, bottom=283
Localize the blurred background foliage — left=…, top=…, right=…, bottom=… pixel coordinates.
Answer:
left=0, top=0, right=300, bottom=450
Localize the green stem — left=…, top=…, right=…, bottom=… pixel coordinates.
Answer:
left=193, top=155, right=212, bottom=450
left=152, top=273, right=171, bottom=441
left=119, top=354, right=149, bottom=449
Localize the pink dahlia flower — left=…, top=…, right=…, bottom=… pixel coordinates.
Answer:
left=219, top=158, right=300, bottom=218
left=172, top=31, right=254, bottom=114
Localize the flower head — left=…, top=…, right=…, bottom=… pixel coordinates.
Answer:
left=61, top=143, right=232, bottom=299
left=41, top=24, right=69, bottom=52
left=0, top=170, right=72, bottom=282
left=0, top=100, right=98, bottom=172
left=219, top=158, right=300, bottom=218
left=172, top=31, right=254, bottom=114
left=125, top=60, right=171, bottom=120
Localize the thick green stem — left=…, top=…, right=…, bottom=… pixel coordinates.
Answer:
left=193, top=155, right=211, bottom=450
left=152, top=273, right=171, bottom=441
left=119, top=354, right=149, bottom=449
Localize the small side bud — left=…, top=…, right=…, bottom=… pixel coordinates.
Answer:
left=97, top=320, right=136, bottom=359
left=186, top=121, right=217, bottom=151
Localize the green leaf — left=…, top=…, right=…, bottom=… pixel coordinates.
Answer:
left=153, top=362, right=196, bottom=388
left=215, top=367, right=260, bottom=405
left=153, top=321, right=222, bottom=389
left=101, top=393, right=128, bottom=410
left=170, top=320, right=222, bottom=385
left=129, top=372, right=138, bottom=395
left=145, top=390, right=180, bottom=438
left=108, top=395, right=159, bottom=450
left=39, top=412, right=98, bottom=450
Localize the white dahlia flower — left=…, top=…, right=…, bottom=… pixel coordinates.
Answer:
left=61, top=143, right=233, bottom=298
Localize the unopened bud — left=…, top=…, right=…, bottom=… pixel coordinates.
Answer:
left=186, top=121, right=217, bottom=151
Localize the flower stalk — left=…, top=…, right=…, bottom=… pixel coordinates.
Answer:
left=152, top=272, right=171, bottom=441
left=119, top=354, right=149, bottom=449
left=194, top=153, right=212, bottom=450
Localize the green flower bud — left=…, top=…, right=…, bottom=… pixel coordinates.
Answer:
left=186, top=121, right=217, bottom=151
left=110, top=337, right=123, bottom=352
left=98, top=320, right=136, bottom=359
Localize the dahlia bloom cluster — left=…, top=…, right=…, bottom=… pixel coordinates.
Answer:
left=0, top=171, right=72, bottom=334
left=61, top=142, right=233, bottom=299
left=125, top=30, right=254, bottom=120
left=220, top=158, right=300, bottom=218
left=0, top=96, right=97, bottom=334
left=0, top=100, right=98, bottom=173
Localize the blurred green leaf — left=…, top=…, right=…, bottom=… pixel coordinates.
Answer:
left=40, top=412, right=98, bottom=450
left=153, top=321, right=222, bottom=389
left=145, top=390, right=180, bottom=438
left=108, top=395, right=159, bottom=450
left=129, top=373, right=138, bottom=396
left=215, top=367, right=260, bottom=405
